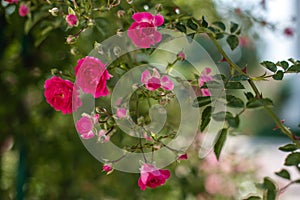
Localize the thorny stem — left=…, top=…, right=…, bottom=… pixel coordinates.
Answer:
left=209, top=34, right=300, bottom=147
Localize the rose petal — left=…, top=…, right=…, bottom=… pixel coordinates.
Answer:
left=161, top=76, right=174, bottom=90
left=153, top=14, right=164, bottom=26
left=132, top=12, right=153, bottom=23
left=141, top=70, right=151, bottom=84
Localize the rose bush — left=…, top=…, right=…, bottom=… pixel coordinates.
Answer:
left=2, top=0, right=300, bottom=199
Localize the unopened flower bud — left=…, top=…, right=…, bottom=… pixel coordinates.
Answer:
left=177, top=51, right=186, bottom=61
left=117, top=10, right=125, bottom=18
left=66, top=35, right=77, bottom=44
left=49, top=7, right=59, bottom=16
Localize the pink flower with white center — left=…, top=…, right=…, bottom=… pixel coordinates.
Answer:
left=75, top=56, right=112, bottom=98
left=141, top=68, right=174, bottom=91
left=75, top=116, right=95, bottom=139
left=128, top=12, right=164, bottom=48
left=116, top=108, right=127, bottom=118
left=19, top=4, right=29, bottom=17
left=138, top=163, right=170, bottom=190
left=198, top=68, right=214, bottom=96
left=98, top=130, right=110, bottom=143
left=66, top=14, right=77, bottom=26
left=102, top=164, right=113, bottom=174
left=4, top=0, right=18, bottom=4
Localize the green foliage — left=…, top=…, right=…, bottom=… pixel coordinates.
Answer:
left=226, top=34, right=239, bottom=50
left=214, top=128, right=228, bottom=160
left=284, top=152, right=300, bottom=166
left=192, top=96, right=211, bottom=107
left=200, top=106, right=212, bottom=131
left=279, top=144, right=298, bottom=152
left=275, top=169, right=290, bottom=180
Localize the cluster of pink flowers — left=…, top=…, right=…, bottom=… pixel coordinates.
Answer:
left=44, top=56, right=111, bottom=114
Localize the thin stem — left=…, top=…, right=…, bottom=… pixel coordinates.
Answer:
left=110, top=154, right=127, bottom=164
left=209, top=35, right=246, bottom=76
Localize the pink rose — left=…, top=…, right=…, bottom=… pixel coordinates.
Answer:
left=4, top=0, right=18, bottom=4
left=128, top=12, right=164, bottom=48
left=138, top=163, right=170, bottom=190
left=44, top=76, right=81, bottom=114
left=66, top=14, right=77, bottom=26
left=19, top=4, right=29, bottom=17
left=75, top=56, right=112, bottom=98
left=75, top=116, right=95, bottom=139
left=141, top=68, right=174, bottom=91
left=198, top=68, right=214, bottom=96
left=102, top=164, right=113, bottom=174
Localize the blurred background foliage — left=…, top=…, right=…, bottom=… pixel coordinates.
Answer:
left=0, top=0, right=292, bottom=199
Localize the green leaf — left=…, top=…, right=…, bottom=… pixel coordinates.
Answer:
left=187, top=19, right=198, bottom=31
left=215, top=33, right=224, bottom=40
left=226, top=95, right=244, bottom=108
left=230, top=75, right=249, bottom=81
left=230, top=21, right=239, bottom=33
left=214, top=128, right=228, bottom=160
left=246, top=98, right=273, bottom=109
left=272, top=70, right=284, bottom=80
left=265, top=190, right=276, bottom=200
left=284, top=152, right=300, bottom=166
left=212, top=21, right=226, bottom=31
left=201, top=16, right=208, bottom=28
left=207, top=26, right=216, bottom=33
left=279, top=144, right=298, bottom=152
left=294, top=179, right=300, bottom=184
left=276, top=61, right=289, bottom=70
left=275, top=169, right=290, bottom=180
left=226, top=35, right=239, bottom=50
left=212, top=111, right=231, bottom=121
left=287, top=64, right=300, bottom=73
left=200, top=106, right=212, bottom=131
left=244, top=92, right=254, bottom=100
left=176, top=23, right=186, bottom=33
left=68, top=7, right=75, bottom=15
left=260, top=61, right=277, bottom=72
left=193, top=96, right=211, bottom=107
left=243, top=196, right=261, bottom=200
left=227, top=115, right=240, bottom=128
left=187, top=33, right=195, bottom=43
left=263, top=177, right=276, bottom=191
left=225, top=81, right=245, bottom=89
